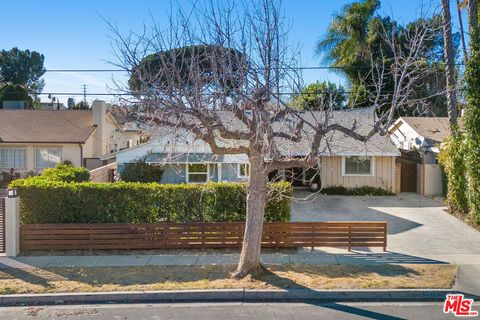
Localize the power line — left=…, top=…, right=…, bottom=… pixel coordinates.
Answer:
left=42, top=63, right=467, bottom=73
left=10, top=90, right=453, bottom=97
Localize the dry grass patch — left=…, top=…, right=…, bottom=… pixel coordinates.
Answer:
left=0, top=264, right=456, bottom=294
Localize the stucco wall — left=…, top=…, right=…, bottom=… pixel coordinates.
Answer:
left=321, top=156, right=396, bottom=191
left=0, top=143, right=81, bottom=174
left=89, top=162, right=117, bottom=182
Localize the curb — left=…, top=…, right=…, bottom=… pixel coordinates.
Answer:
left=1, top=289, right=477, bottom=306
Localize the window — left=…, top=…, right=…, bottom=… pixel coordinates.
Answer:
left=342, top=156, right=373, bottom=176
left=187, top=163, right=208, bottom=183
left=0, top=148, right=26, bottom=169
left=237, top=163, right=249, bottom=178
left=35, top=148, right=61, bottom=169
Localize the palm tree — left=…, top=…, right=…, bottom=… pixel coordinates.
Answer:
left=316, top=0, right=380, bottom=82
left=442, top=0, right=458, bottom=128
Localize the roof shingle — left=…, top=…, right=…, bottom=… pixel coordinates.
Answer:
left=0, top=110, right=96, bottom=143
left=399, top=117, right=451, bottom=143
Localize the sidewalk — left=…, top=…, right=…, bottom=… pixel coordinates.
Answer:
left=0, top=250, right=449, bottom=269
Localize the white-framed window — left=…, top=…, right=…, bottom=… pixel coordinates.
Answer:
left=186, top=163, right=209, bottom=183
left=35, top=148, right=61, bottom=169
left=0, top=148, right=26, bottom=169
left=237, top=163, right=250, bottom=178
left=342, top=156, right=374, bottom=176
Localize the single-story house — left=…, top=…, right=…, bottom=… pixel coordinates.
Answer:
left=114, top=108, right=400, bottom=191
left=388, top=117, right=450, bottom=195
left=0, top=100, right=143, bottom=179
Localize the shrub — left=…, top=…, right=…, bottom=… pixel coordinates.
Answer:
left=39, top=164, right=90, bottom=183
left=320, top=186, right=394, bottom=196
left=121, top=158, right=164, bottom=183
left=10, top=179, right=291, bottom=224
left=438, top=134, right=469, bottom=215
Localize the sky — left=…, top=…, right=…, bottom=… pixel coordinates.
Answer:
left=0, top=0, right=467, bottom=105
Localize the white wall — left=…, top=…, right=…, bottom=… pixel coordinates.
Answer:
left=423, top=164, right=443, bottom=196
left=389, top=119, right=421, bottom=151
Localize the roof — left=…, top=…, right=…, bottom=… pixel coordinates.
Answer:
left=276, top=109, right=400, bottom=157
left=145, top=153, right=224, bottom=163
left=117, top=108, right=400, bottom=159
left=0, top=110, right=96, bottom=143
left=395, top=117, right=451, bottom=143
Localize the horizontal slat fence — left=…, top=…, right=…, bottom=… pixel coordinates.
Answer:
left=20, top=221, right=387, bottom=252
left=0, top=198, right=5, bottom=254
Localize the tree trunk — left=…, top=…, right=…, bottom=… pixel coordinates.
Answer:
left=233, top=155, right=268, bottom=278
left=468, top=0, right=479, bottom=39
left=442, top=0, right=458, bottom=129
left=456, top=0, right=469, bottom=64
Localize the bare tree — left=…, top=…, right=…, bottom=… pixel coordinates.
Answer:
left=109, top=0, right=442, bottom=277
left=442, top=0, right=458, bottom=128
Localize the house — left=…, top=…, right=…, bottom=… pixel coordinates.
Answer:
left=389, top=117, right=451, bottom=164
left=388, top=117, right=450, bottom=195
left=0, top=100, right=143, bottom=179
left=115, top=108, right=400, bottom=191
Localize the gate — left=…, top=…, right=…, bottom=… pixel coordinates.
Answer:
left=400, top=160, right=417, bottom=192
left=0, top=198, right=5, bottom=253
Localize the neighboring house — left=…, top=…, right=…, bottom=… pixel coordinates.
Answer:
left=389, top=117, right=451, bottom=164
left=0, top=100, right=143, bottom=179
left=115, top=108, right=400, bottom=191
left=38, top=102, right=65, bottom=110
left=388, top=117, right=450, bottom=196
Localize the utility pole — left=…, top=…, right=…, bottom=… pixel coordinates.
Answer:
left=82, top=84, right=87, bottom=105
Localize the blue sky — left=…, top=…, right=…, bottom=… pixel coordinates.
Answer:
left=0, top=0, right=466, bottom=104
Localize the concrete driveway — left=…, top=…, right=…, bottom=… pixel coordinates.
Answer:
left=291, top=191, right=480, bottom=261
left=291, top=191, right=480, bottom=294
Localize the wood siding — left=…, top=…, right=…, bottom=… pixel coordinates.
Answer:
left=321, top=156, right=396, bottom=191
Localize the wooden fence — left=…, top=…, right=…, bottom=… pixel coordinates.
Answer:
left=0, top=198, right=5, bottom=254
left=20, top=221, right=387, bottom=252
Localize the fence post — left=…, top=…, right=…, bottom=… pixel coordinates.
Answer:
left=5, top=192, right=20, bottom=257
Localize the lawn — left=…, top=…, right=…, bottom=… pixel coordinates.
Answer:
left=0, top=264, right=456, bottom=294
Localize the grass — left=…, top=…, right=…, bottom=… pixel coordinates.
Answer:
left=0, top=264, right=456, bottom=294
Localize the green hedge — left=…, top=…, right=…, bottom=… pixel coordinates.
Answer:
left=320, top=186, right=394, bottom=196
left=38, top=164, right=90, bottom=183
left=10, top=179, right=291, bottom=224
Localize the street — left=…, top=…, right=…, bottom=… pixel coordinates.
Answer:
left=0, top=302, right=475, bottom=320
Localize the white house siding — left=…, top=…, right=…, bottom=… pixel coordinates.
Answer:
left=321, top=156, right=396, bottom=191
left=389, top=120, right=420, bottom=151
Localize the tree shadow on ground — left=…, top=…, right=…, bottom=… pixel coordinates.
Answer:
left=291, top=192, right=434, bottom=235
left=250, top=267, right=413, bottom=320
left=45, top=263, right=431, bottom=287
left=0, top=263, right=65, bottom=289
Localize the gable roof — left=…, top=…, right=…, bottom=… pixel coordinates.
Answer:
left=395, top=117, right=451, bottom=144
left=116, top=108, right=400, bottom=158
left=0, top=110, right=96, bottom=143
left=275, top=109, right=400, bottom=156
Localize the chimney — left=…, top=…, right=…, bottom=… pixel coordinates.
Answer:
left=92, top=100, right=108, bottom=156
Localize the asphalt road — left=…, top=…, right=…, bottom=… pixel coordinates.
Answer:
left=1, top=302, right=477, bottom=320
